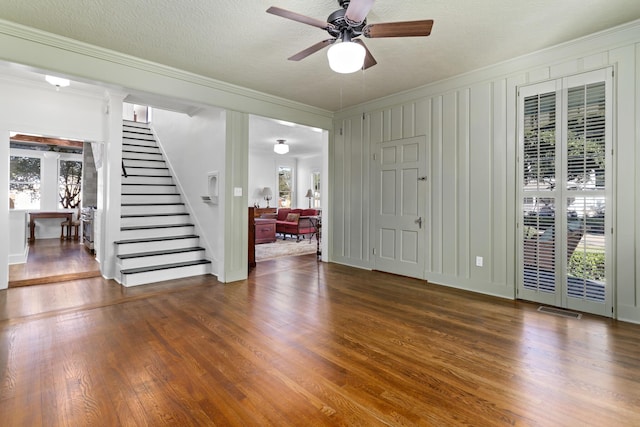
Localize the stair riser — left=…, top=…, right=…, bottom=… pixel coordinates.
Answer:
left=121, top=185, right=177, bottom=194
left=121, top=204, right=186, bottom=215
left=118, top=251, right=206, bottom=270
left=120, top=226, right=194, bottom=240
left=122, top=132, right=155, bottom=141
left=121, top=215, right=191, bottom=227
left=115, top=237, right=200, bottom=255
left=122, top=152, right=164, bottom=161
left=123, top=159, right=166, bottom=168
left=121, top=194, right=182, bottom=204
left=121, top=263, right=211, bottom=287
left=123, top=167, right=170, bottom=176
left=123, top=122, right=150, bottom=129
left=122, top=144, right=161, bottom=154
left=122, top=176, right=174, bottom=185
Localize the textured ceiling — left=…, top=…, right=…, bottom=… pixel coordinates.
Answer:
left=1, top=0, right=640, bottom=112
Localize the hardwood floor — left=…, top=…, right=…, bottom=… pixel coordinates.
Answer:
left=1, top=254, right=639, bottom=425
left=8, top=238, right=100, bottom=287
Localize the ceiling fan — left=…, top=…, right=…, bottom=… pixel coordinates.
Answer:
left=267, top=0, right=434, bottom=73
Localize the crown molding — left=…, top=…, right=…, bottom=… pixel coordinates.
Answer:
left=0, top=19, right=334, bottom=124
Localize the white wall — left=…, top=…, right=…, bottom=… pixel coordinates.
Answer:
left=248, top=151, right=278, bottom=208
left=331, top=22, right=640, bottom=323
left=296, top=154, right=322, bottom=209
left=151, top=108, right=226, bottom=277
left=248, top=152, right=299, bottom=208
left=0, top=77, right=107, bottom=289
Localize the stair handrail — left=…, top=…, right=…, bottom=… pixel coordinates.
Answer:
left=122, top=160, right=128, bottom=178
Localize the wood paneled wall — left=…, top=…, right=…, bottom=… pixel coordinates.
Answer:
left=330, top=24, right=640, bottom=323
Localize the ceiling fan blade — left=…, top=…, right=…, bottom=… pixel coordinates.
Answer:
left=288, top=39, right=335, bottom=61
left=363, top=20, right=434, bottom=38
left=345, top=0, right=375, bottom=26
left=267, top=6, right=333, bottom=30
left=353, top=39, right=377, bottom=69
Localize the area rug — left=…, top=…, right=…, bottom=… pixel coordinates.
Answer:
left=255, top=237, right=318, bottom=261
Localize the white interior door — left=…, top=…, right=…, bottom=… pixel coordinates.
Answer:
left=373, top=136, right=427, bottom=279
left=517, top=69, right=612, bottom=317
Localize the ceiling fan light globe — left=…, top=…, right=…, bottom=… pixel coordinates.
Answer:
left=327, top=41, right=366, bottom=74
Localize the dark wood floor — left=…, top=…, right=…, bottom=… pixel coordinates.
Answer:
left=1, top=254, right=639, bottom=425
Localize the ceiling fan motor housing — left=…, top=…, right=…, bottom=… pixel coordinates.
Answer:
left=327, top=8, right=366, bottom=38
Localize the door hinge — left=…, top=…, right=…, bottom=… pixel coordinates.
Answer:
left=362, top=113, right=366, bottom=120
left=611, top=227, right=614, bottom=235
left=339, top=127, right=343, bottom=136
left=372, top=248, right=376, bottom=255
left=373, top=153, right=377, bottom=161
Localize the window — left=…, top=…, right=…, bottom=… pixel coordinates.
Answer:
left=10, top=155, right=41, bottom=209
left=59, top=159, right=82, bottom=208
left=312, top=171, right=321, bottom=208
left=278, top=166, right=293, bottom=208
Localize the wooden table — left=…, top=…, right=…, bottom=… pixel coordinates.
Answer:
left=29, top=211, right=73, bottom=242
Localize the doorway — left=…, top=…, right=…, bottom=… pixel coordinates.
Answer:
left=8, top=133, right=100, bottom=287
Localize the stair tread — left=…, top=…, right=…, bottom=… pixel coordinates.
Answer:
left=122, top=136, right=155, bottom=141
left=122, top=150, right=163, bottom=155
left=117, top=247, right=205, bottom=259
left=121, top=223, right=194, bottom=231
left=121, top=213, right=189, bottom=218
left=121, top=259, right=211, bottom=275
left=124, top=166, right=169, bottom=170
left=121, top=203, right=184, bottom=206
left=123, top=158, right=165, bottom=162
left=122, top=183, right=176, bottom=186
left=121, top=174, right=171, bottom=178
left=121, top=193, right=179, bottom=196
left=114, top=234, right=199, bottom=245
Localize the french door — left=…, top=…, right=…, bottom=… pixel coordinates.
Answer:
left=517, top=69, right=613, bottom=317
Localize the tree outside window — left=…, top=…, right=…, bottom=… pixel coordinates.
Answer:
left=10, top=156, right=41, bottom=209
left=59, top=160, right=82, bottom=208
left=278, top=166, right=292, bottom=208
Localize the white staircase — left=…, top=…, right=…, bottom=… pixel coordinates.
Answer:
left=115, top=120, right=211, bottom=286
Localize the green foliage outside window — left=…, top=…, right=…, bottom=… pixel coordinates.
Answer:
left=10, top=156, right=41, bottom=209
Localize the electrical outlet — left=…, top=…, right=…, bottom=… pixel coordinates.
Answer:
left=475, top=256, right=483, bottom=267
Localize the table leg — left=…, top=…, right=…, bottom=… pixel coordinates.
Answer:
left=29, top=219, right=35, bottom=242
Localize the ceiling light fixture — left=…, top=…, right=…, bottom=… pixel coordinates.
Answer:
left=327, top=34, right=365, bottom=74
left=274, top=139, right=289, bottom=154
left=45, top=75, right=70, bottom=90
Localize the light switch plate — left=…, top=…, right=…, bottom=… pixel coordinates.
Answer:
left=234, top=187, right=242, bottom=197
